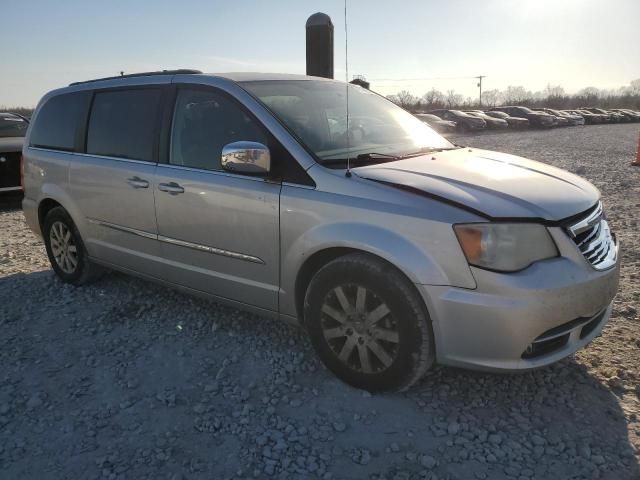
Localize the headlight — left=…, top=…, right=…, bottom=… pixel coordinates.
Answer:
left=454, top=223, right=558, bottom=272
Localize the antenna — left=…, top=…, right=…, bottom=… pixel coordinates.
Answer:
left=344, top=0, right=352, bottom=177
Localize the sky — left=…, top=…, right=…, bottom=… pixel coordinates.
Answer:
left=1, top=0, right=639, bottom=107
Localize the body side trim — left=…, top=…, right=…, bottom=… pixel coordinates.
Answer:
left=87, top=218, right=264, bottom=264
left=157, top=235, right=265, bottom=264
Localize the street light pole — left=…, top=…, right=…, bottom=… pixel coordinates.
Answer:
left=476, top=75, right=486, bottom=107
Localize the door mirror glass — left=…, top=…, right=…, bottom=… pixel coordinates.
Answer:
left=221, top=141, right=271, bottom=174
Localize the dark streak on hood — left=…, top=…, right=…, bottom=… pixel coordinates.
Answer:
left=353, top=148, right=600, bottom=221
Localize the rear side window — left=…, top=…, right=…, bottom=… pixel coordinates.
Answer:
left=30, top=92, right=90, bottom=151
left=87, top=89, right=162, bottom=162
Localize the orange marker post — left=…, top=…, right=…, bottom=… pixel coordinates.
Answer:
left=633, top=132, right=640, bottom=166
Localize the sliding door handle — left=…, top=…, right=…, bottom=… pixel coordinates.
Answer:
left=127, top=176, right=149, bottom=189
left=158, top=182, right=185, bottom=195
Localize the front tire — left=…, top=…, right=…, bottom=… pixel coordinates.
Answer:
left=43, top=206, right=103, bottom=285
left=304, top=253, right=435, bottom=392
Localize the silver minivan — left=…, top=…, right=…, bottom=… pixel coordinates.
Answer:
left=22, top=70, right=620, bottom=391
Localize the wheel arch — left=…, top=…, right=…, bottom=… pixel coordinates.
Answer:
left=38, top=197, right=63, bottom=230
left=289, top=224, right=449, bottom=323
left=294, top=247, right=359, bottom=323
left=36, top=183, right=86, bottom=236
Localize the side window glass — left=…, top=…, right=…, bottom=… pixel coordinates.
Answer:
left=30, top=92, right=91, bottom=151
left=170, top=88, right=268, bottom=171
left=87, top=89, right=161, bottom=162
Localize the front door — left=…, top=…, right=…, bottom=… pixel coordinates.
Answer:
left=154, top=86, right=281, bottom=311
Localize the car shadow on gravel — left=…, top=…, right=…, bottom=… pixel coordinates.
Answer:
left=0, top=193, right=23, bottom=212
left=304, top=358, right=639, bottom=479
left=1, top=268, right=638, bottom=479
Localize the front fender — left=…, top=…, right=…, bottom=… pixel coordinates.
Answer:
left=279, top=221, right=471, bottom=318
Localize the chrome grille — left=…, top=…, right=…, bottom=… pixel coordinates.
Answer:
left=566, top=202, right=617, bottom=270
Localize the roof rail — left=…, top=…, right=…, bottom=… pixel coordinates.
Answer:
left=69, top=69, right=203, bottom=86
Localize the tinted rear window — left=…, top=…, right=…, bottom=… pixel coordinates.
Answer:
left=30, top=92, right=90, bottom=150
left=87, top=89, right=161, bottom=162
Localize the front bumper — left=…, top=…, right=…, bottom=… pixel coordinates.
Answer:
left=419, top=227, right=620, bottom=371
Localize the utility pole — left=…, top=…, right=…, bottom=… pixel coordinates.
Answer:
left=476, top=75, right=486, bottom=107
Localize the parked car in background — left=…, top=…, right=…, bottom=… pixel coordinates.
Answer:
left=539, top=108, right=585, bottom=126
left=484, top=110, right=529, bottom=128
left=22, top=70, right=620, bottom=391
left=0, top=112, right=29, bottom=194
left=428, top=109, right=486, bottom=132
left=584, top=108, right=621, bottom=123
left=414, top=113, right=457, bottom=133
left=568, top=109, right=606, bottom=124
left=609, top=109, right=640, bottom=122
left=490, top=106, right=556, bottom=128
left=464, top=111, right=509, bottom=129
left=535, top=109, right=569, bottom=126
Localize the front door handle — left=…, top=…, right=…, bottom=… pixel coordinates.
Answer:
left=127, top=176, right=149, bottom=189
left=158, top=182, right=185, bottom=195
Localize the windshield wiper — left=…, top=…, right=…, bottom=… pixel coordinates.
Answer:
left=321, top=152, right=401, bottom=166
left=403, top=146, right=462, bottom=157
left=356, top=152, right=402, bottom=161
left=321, top=147, right=462, bottom=167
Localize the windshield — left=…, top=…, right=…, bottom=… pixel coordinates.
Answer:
left=241, top=80, right=453, bottom=162
left=0, top=114, right=28, bottom=138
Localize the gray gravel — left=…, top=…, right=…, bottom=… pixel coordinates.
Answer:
left=1, top=123, right=639, bottom=479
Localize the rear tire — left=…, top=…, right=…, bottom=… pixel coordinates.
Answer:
left=304, top=253, right=435, bottom=392
left=43, top=207, right=103, bottom=286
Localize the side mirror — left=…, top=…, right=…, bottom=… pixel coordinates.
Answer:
left=221, top=141, right=271, bottom=175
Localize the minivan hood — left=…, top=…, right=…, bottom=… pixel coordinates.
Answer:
left=354, top=148, right=599, bottom=221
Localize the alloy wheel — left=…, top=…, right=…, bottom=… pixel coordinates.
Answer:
left=320, top=284, right=400, bottom=374
left=49, top=221, right=78, bottom=274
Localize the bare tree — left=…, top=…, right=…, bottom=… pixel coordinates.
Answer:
left=482, top=89, right=501, bottom=107
left=422, top=88, right=445, bottom=109
left=544, top=84, right=566, bottom=98
left=446, top=89, right=464, bottom=108
left=543, top=84, right=567, bottom=108
left=387, top=90, right=418, bottom=110
left=578, top=86, right=601, bottom=98
left=503, top=86, right=532, bottom=105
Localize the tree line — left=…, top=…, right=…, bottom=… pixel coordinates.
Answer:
left=386, top=79, right=640, bottom=112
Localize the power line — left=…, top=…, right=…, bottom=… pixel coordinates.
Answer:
left=368, top=75, right=480, bottom=82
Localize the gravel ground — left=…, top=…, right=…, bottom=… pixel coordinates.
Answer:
left=1, top=123, right=639, bottom=480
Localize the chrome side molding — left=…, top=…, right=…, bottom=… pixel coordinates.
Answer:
left=157, top=235, right=264, bottom=264
left=88, top=218, right=264, bottom=264
left=87, top=218, right=157, bottom=240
